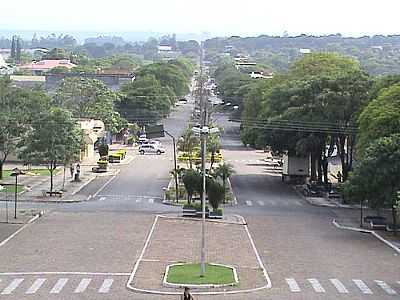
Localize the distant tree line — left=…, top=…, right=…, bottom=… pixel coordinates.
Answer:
left=205, top=34, right=400, bottom=75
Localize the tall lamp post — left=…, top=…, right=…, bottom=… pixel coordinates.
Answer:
left=192, top=126, right=219, bottom=277
left=10, top=167, right=24, bottom=219
left=165, top=130, right=179, bottom=203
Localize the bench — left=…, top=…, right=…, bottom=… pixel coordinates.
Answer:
left=45, top=191, right=63, bottom=197
left=385, top=223, right=400, bottom=232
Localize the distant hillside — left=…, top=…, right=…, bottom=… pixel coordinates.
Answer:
left=204, top=34, right=400, bottom=76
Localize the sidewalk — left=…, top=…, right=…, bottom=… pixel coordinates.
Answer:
left=293, top=186, right=400, bottom=251
left=333, top=208, right=400, bottom=252
left=0, top=144, right=136, bottom=203
left=0, top=208, right=42, bottom=246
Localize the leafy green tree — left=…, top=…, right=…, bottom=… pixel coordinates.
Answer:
left=358, top=83, right=400, bottom=157
left=0, top=79, right=51, bottom=179
left=214, top=163, right=235, bottom=203
left=118, top=75, right=172, bottom=124
left=44, top=48, right=69, bottom=60
left=344, top=134, right=400, bottom=234
left=19, top=108, right=82, bottom=192
left=55, top=78, right=123, bottom=133
left=49, top=66, right=70, bottom=74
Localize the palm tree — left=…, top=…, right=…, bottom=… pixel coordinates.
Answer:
left=215, top=163, right=235, bottom=203
left=207, top=135, right=220, bottom=170
left=178, top=128, right=199, bottom=169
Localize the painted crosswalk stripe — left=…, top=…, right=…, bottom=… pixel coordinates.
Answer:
left=257, top=201, right=265, bottom=206
left=353, top=279, right=373, bottom=294
left=308, top=278, right=326, bottom=293
left=245, top=200, right=252, bottom=206
left=375, top=280, right=397, bottom=295
left=98, top=279, right=114, bottom=293
left=286, top=278, right=301, bottom=292
left=26, top=278, right=46, bottom=294
left=330, top=278, right=349, bottom=294
left=50, top=278, right=69, bottom=294
left=74, top=278, right=91, bottom=293
left=148, top=198, right=154, bottom=204
left=1, top=278, right=24, bottom=294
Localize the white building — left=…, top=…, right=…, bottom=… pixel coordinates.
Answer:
left=77, top=119, right=105, bottom=160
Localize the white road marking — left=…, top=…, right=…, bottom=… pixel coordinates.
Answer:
left=294, top=201, right=303, bottom=206
left=1, top=278, right=24, bottom=295
left=98, top=278, right=114, bottom=293
left=257, top=201, right=265, bottom=206
left=330, top=278, right=349, bottom=294
left=245, top=200, right=253, bottom=206
left=148, top=198, right=154, bottom=204
left=353, top=279, right=373, bottom=294
left=26, top=278, right=46, bottom=294
left=375, top=280, right=397, bottom=295
left=136, top=198, right=142, bottom=203
left=286, top=278, right=301, bottom=292
left=50, top=278, right=69, bottom=294
left=308, top=278, right=326, bottom=293
left=99, top=197, right=106, bottom=201
left=74, top=278, right=91, bottom=293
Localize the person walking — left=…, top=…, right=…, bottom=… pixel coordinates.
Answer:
left=181, top=287, right=194, bottom=300
left=69, top=164, right=75, bottom=178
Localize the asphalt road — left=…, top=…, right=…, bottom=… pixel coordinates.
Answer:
left=0, top=108, right=398, bottom=300
left=216, top=113, right=400, bottom=300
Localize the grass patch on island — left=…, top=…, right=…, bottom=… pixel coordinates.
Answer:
left=167, top=263, right=236, bottom=285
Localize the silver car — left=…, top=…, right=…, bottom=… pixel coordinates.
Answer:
left=139, top=144, right=166, bottom=155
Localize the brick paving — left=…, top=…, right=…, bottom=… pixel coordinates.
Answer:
left=130, top=216, right=268, bottom=293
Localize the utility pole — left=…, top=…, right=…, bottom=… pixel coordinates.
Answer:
left=199, top=42, right=207, bottom=277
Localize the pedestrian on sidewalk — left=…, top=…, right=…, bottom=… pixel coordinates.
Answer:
left=70, top=164, right=75, bottom=178
left=181, top=287, right=194, bottom=300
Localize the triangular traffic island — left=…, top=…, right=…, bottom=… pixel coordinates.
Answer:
left=126, top=215, right=271, bottom=296
left=163, top=263, right=238, bottom=288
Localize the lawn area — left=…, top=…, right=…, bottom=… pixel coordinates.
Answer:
left=2, top=168, right=59, bottom=178
left=167, top=263, right=236, bottom=285
left=0, top=184, right=24, bottom=193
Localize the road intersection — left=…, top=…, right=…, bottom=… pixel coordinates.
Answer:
left=0, top=106, right=398, bottom=299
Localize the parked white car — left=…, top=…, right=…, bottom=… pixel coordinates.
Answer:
left=139, top=144, right=165, bottom=155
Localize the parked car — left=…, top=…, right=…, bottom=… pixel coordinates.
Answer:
left=138, top=134, right=149, bottom=144
left=143, top=140, right=162, bottom=146
left=139, top=144, right=166, bottom=155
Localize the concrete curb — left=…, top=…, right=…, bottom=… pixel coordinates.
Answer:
left=126, top=214, right=272, bottom=295
left=0, top=211, right=44, bottom=248
left=332, top=219, right=400, bottom=254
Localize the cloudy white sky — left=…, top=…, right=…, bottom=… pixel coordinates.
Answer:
left=1, top=0, right=399, bottom=37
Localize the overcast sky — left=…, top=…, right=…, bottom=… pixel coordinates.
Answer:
left=1, top=0, right=399, bottom=37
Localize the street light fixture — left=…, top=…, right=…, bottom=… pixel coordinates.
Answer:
left=10, top=167, right=24, bottom=219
